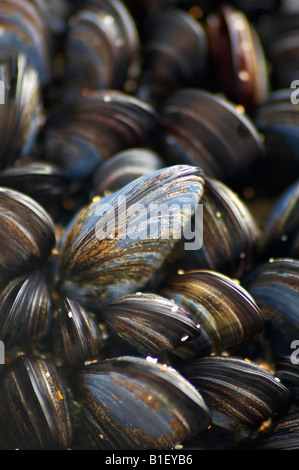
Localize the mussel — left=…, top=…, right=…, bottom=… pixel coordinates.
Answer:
left=74, top=355, right=211, bottom=449
left=53, top=164, right=205, bottom=310
left=0, top=187, right=55, bottom=289
left=43, top=90, right=160, bottom=180
left=0, top=0, right=52, bottom=85
left=136, top=7, right=208, bottom=107
left=179, top=176, right=261, bottom=278
left=64, top=0, right=140, bottom=98
left=263, top=179, right=299, bottom=259
left=160, top=88, right=265, bottom=187
left=53, top=297, right=105, bottom=369
left=0, top=271, right=54, bottom=350
left=90, top=147, right=164, bottom=198
left=0, top=53, right=43, bottom=169
left=0, top=161, right=71, bottom=212
left=244, top=258, right=299, bottom=359
left=183, top=355, right=290, bottom=448
left=207, top=3, right=269, bottom=110
left=161, top=269, right=265, bottom=357
left=101, top=292, right=201, bottom=357
left=0, top=355, right=73, bottom=450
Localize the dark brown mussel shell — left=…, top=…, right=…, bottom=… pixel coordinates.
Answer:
left=257, top=13, right=299, bottom=90
left=183, top=356, right=290, bottom=448
left=0, top=0, right=51, bottom=85
left=244, top=258, right=299, bottom=358
left=160, top=88, right=264, bottom=187
left=161, top=270, right=265, bottom=357
left=275, top=355, right=299, bottom=401
left=207, top=4, right=269, bottom=110
left=64, top=0, right=140, bottom=98
left=101, top=292, right=200, bottom=357
left=74, top=355, right=211, bottom=449
left=254, top=90, right=299, bottom=190
left=0, top=271, right=54, bottom=350
left=252, top=408, right=299, bottom=450
left=0, top=355, right=73, bottom=449
left=90, top=147, right=164, bottom=197
left=136, top=7, right=208, bottom=107
left=53, top=298, right=105, bottom=369
left=181, top=176, right=261, bottom=278
left=0, top=53, right=43, bottom=169
left=54, top=165, right=205, bottom=310
left=43, top=90, right=160, bottom=180
left=0, top=187, right=55, bottom=288
left=0, top=161, right=71, bottom=211
left=263, top=179, right=299, bottom=259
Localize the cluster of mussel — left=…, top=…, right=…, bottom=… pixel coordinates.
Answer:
left=0, top=0, right=298, bottom=451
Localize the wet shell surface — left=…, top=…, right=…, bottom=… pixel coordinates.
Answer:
left=0, top=271, right=54, bottom=350
left=0, top=355, right=73, bottom=450
left=75, top=355, right=211, bottom=449
left=161, top=269, right=265, bottom=356
left=54, top=165, right=205, bottom=310
left=183, top=355, right=290, bottom=444
left=101, top=292, right=201, bottom=357
left=0, top=187, right=55, bottom=288
left=160, top=88, right=264, bottom=186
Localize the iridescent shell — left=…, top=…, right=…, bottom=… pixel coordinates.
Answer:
left=183, top=356, right=290, bottom=445
left=54, top=165, right=205, bottom=310
left=0, top=271, right=54, bottom=350
left=160, top=88, right=264, bottom=187
left=53, top=297, right=105, bottom=368
left=101, top=292, right=200, bottom=357
left=0, top=187, right=55, bottom=288
left=44, top=90, right=160, bottom=179
left=180, top=176, right=261, bottom=278
left=161, top=269, right=265, bottom=357
left=0, top=355, right=73, bottom=449
left=75, top=355, right=211, bottom=449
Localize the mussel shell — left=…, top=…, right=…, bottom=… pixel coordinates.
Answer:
left=53, top=298, right=104, bottom=368
left=275, top=355, right=299, bottom=401
left=0, top=161, right=71, bottom=209
left=254, top=89, right=299, bottom=169
left=0, top=271, right=54, bottom=350
left=161, top=270, right=265, bottom=356
left=244, top=258, right=299, bottom=358
left=0, top=53, right=43, bottom=169
left=54, top=165, right=205, bottom=310
left=136, top=7, right=207, bottom=106
left=75, top=355, right=211, bottom=449
left=257, top=13, right=299, bottom=90
left=0, top=187, right=55, bottom=288
left=64, top=0, right=140, bottom=97
left=0, top=0, right=51, bottom=84
left=183, top=356, right=290, bottom=441
left=181, top=176, right=261, bottom=278
left=44, top=90, right=160, bottom=180
left=207, top=4, right=269, bottom=109
left=253, top=408, right=299, bottom=450
left=90, top=147, right=164, bottom=197
left=160, top=88, right=264, bottom=186
left=101, top=292, right=200, bottom=357
left=0, top=355, right=73, bottom=449
left=263, top=179, right=299, bottom=259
